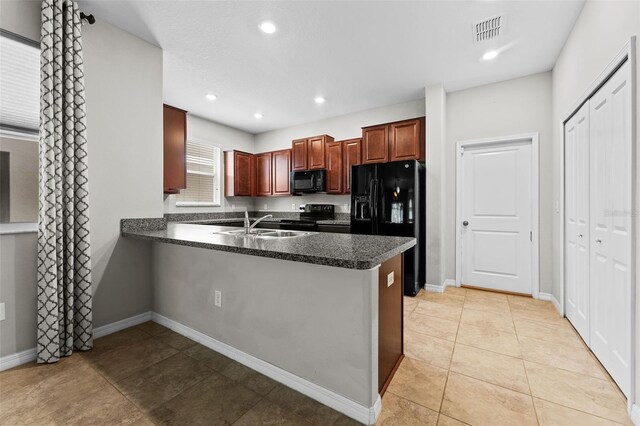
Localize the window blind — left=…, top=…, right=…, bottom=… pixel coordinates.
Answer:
left=0, top=33, right=40, bottom=133
left=176, top=141, right=221, bottom=205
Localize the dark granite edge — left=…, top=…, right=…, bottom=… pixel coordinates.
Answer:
left=120, top=218, right=167, bottom=232
left=163, top=211, right=350, bottom=223
left=122, top=230, right=415, bottom=270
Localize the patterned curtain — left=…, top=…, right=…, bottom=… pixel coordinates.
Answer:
left=37, top=0, right=93, bottom=363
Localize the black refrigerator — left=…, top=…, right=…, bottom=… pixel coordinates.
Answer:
left=350, top=160, right=425, bottom=296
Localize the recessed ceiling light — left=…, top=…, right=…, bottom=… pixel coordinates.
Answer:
left=254, top=113, right=263, bottom=119
left=482, top=50, right=499, bottom=61
left=205, top=93, right=217, bottom=101
left=259, top=21, right=277, bottom=34
left=314, top=96, right=326, bottom=104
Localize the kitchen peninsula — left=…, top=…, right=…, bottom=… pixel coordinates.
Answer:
left=121, top=218, right=415, bottom=424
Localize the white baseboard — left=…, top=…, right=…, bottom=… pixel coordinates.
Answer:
left=0, top=347, right=37, bottom=372
left=423, top=283, right=445, bottom=293
left=151, top=312, right=380, bottom=425
left=630, top=403, right=640, bottom=425
left=538, top=292, right=562, bottom=315
left=93, top=311, right=152, bottom=339
left=0, top=311, right=152, bottom=372
left=443, top=279, right=457, bottom=288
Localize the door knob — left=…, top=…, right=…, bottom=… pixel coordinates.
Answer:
left=596, top=239, right=602, bottom=243
left=578, top=234, right=583, bottom=238
left=463, top=221, right=469, bottom=226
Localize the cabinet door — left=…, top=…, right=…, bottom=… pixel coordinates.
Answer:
left=342, top=138, right=361, bottom=194
left=292, top=139, right=308, bottom=171
left=362, top=125, right=388, bottom=164
left=272, top=149, right=292, bottom=196
left=389, top=118, right=424, bottom=161
left=163, top=105, right=187, bottom=193
left=234, top=151, right=253, bottom=196
left=256, top=152, right=272, bottom=196
left=325, top=141, right=343, bottom=194
left=308, top=136, right=328, bottom=169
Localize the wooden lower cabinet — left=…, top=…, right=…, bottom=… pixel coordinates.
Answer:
left=272, top=149, right=292, bottom=196
left=325, top=141, right=343, bottom=194
left=256, top=152, right=273, bottom=196
left=378, top=254, right=404, bottom=395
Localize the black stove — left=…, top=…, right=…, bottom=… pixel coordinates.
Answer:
left=279, top=204, right=335, bottom=230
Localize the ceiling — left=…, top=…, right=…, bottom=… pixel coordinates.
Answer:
left=80, top=1, right=585, bottom=134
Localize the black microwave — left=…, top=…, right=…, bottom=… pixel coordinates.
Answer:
left=290, top=170, right=326, bottom=194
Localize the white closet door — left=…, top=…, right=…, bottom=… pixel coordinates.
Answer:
left=589, top=60, right=632, bottom=397
left=564, top=102, right=590, bottom=344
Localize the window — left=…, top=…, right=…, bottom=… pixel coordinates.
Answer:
left=175, top=140, right=221, bottom=206
left=0, top=30, right=40, bottom=228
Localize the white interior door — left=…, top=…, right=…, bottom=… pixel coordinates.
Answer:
left=589, top=60, right=632, bottom=397
left=564, top=102, right=591, bottom=344
left=461, top=141, right=532, bottom=294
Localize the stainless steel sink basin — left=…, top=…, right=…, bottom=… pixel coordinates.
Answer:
left=216, top=229, right=316, bottom=238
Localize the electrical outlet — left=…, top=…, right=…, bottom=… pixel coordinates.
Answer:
left=214, top=291, right=222, bottom=307
left=263, top=203, right=267, bottom=210
left=387, top=272, right=394, bottom=287
left=291, top=203, right=296, bottom=211
left=0, top=302, right=5, bottom=321
left=231, top=204, right=235, bottom=210
left=343, top=204, right=349, bottom=212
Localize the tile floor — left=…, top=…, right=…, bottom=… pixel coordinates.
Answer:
left=0, top=286, right=632, bottom=425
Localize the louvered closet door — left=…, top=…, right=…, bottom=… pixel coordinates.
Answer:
left=564, top=102, right=590, bottom=345
left=589, top=60, right=632, bottom=397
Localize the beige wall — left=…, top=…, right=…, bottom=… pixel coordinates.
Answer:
left=549, top=0, right=639, bottom=406
left=0, top=137, right=38, bottom=223
left=443, top=72, right=554, bottom=293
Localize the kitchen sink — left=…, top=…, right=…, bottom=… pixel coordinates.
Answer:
left=216, top=229, right=316, bottom=238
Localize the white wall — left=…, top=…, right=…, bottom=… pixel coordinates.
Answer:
left=0, top=2, right=165, bottom=356
left=163, top=114, right=255, bottom=214
left=549, top=0, right=639, bottom=405
left=254, top=99, right=426, bottom=213
left=82, top=20, right=164, bottom=327
left=424, top=84, right=446, bottom=286
left=444, top=72, right=553, bottom=293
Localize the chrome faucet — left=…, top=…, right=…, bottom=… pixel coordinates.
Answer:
left=244, top=211, right=273, bottom=234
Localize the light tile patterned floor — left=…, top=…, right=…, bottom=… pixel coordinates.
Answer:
left=387, top=286, right=632, bottom=425
left=0, top=286, right=632, bottom=425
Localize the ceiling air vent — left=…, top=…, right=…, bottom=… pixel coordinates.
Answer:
left=473, top=15, right=503, bottom=43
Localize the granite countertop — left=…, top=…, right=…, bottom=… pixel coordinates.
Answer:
left=183, top=218, right=351, bottom=226
left=122, top=223, right=415, bottom=270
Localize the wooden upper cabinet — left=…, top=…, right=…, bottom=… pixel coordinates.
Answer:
left=272, top=149, right=292, bottom=196
left=292, top=139, right=308, bottom=171
left=291, top=135, right=334, bottom=171
left=342, top=138, right=362, bottom=194
left=362, top=124, right=389, bottom=164
left=163, top=104, right=187, bottom=194
left=224, top=150, right=255, bottom=197
left=308, top=135, right=333, bottom=169
left=256, top=152, right=273, bottom=196
left=389, top=118, right=425, bottom=161
left=325, top=141, right=343, bottom=194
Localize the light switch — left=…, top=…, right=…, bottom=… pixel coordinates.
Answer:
left=0, top=302, right=5, bottom=321
left=387, top=272, right=394, bottom=287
